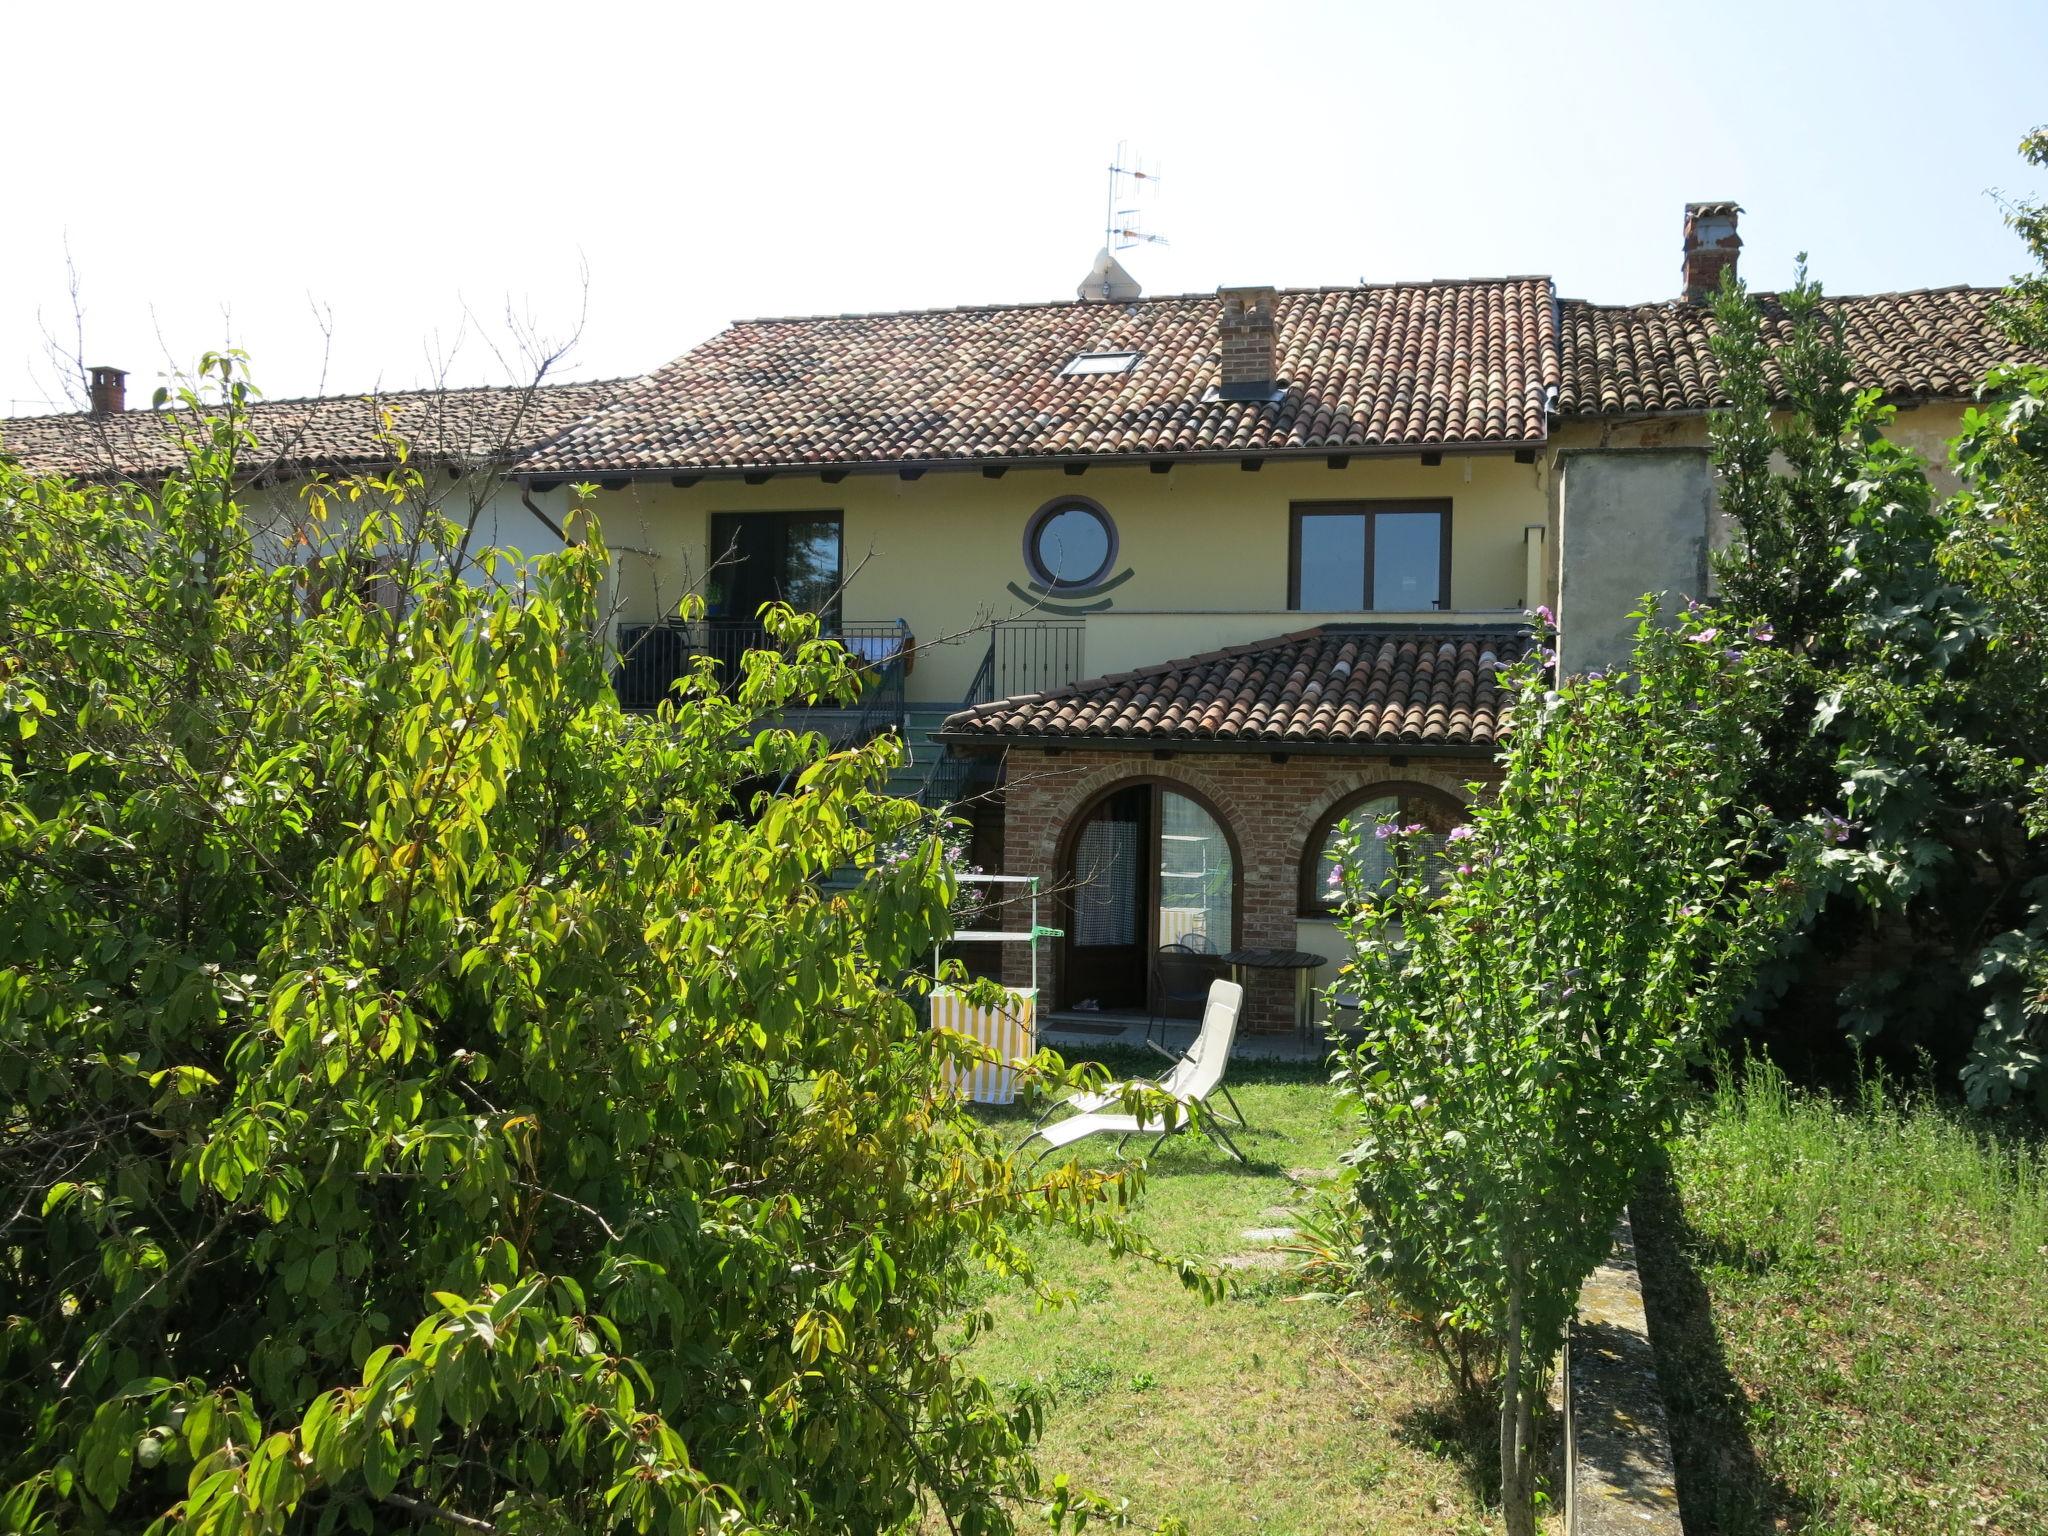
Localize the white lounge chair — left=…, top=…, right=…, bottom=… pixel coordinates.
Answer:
left=1026, top=977, right=1249, bottom=1131
left=1019, top=979, right=1249, bottom=1165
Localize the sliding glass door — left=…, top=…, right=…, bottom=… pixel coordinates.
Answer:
left=707, top=511, right=844, bottom=625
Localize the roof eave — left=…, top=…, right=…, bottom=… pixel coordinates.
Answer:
left=933, top=731, right=1501, bottom=758
left=517, top=435, right=1551, bottom=485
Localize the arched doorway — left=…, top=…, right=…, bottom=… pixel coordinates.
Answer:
left=1059, top=780, right=1240, bottom=1012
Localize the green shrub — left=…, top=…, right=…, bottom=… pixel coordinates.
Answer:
left=1316, top=607, right=1814, bottom=1536
left=0, top=359, right=1164, bottom=1535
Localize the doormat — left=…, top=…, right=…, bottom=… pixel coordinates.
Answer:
left=1045, top=1020, right=1127, bottom=1037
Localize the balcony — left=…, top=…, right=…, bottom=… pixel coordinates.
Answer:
left=613, top=617, right=910, bottom=748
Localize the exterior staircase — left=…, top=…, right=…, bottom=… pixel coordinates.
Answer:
left=886, top=704, right=962, bottom=804
left=821, top=704, right=966, bottom=895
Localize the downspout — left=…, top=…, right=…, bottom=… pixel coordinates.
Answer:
left=518, top=477, right=571, bottom=545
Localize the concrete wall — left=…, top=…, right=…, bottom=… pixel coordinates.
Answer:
left=577, top=450, right=1554, bottom=704
left=1547, top=400, right=1969, bottom=488
left=1552, top=449, right=1715, bottom=677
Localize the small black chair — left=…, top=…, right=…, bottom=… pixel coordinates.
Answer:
left=1148, top=943, right=1227, bottom=1047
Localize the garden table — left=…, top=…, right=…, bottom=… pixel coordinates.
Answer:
left=1217, top=948, right=1328, bottom=1039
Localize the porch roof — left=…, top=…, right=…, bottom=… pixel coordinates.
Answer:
left=938, top=623, right=1533, bottom=753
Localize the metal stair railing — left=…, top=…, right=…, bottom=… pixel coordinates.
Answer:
left=916, top=635, right=996, bottom=812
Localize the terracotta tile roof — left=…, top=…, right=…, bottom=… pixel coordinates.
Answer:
left=1, top=378, right=622, bottom=481
left=1555, top=286, right=2042, bottom=417
left=522, top=281, right=1562, bottom=475
left=940, top=625, right=1532, bottom=750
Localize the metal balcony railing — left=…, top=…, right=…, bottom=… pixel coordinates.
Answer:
left=988, top=619, right=1085, bottom=700
left=613, top=617, right=909, bottom=750
left=915, top=620, right=1084, bottom=813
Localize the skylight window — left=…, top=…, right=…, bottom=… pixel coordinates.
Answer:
left=1060, top=351, right=1139, bottom=377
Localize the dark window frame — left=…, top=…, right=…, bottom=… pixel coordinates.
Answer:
left=1286, top=499, right=1453, bottom=612
left=707, top=509, right=846, bottom=624
left=1022, top=495, right=1120, bottom=592
left=1298, top=780, right=1468, bottom=916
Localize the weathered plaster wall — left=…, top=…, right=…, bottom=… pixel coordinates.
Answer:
left=1543, top=401, right=1970, bottom=676
left=240, top=473, right=573, bottom=588
left=996, top=746, right=1498, bottom=1033
left=1547, top=400, right=1966, bottom=471
left=1552, top=449, right=1716, bottom=677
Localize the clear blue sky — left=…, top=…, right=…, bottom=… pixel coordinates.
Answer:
left=3, top=0, right=2043, bottom=414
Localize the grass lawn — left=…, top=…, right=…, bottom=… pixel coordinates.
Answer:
left=1637, top=1059, right=2048, bottom=1536
left=957, top=1054, right=1502, bottom=1536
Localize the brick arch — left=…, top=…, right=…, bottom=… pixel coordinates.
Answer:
left=1285, top=762, right=1479, bottom=860
left=1009, top=755, right=1257, bottom=871
left=996, top=744, right=1501, bottom=1032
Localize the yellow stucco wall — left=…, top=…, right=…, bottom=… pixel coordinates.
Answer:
left=583, top=451, right=1554, bottom=702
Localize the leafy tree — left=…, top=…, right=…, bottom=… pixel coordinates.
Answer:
left=0, top=359, right=1178, bottom=1535
left=1994, top=127, right=2048, bottom=351
left=1311, top=610, right=1813, bottom=1536
left=1705, top=141, right=2048, bottom=1105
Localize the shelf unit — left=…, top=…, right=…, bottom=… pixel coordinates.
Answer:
left=936, top=873, right=1064, bottom=994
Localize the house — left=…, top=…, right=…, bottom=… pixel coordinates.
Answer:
left=5, top=206, right=2034, bottom=1034
left=514, top=204, right=2036, bottom=1032
left=0, top=371, right=623, bottom=571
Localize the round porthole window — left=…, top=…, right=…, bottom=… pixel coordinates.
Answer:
left=1023, top=498, right=1118, bottom=590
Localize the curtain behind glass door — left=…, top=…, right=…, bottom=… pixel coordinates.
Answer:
left=707, top=512, right=844, bottom=625
left=1157, top=791, right=1232, bottom=952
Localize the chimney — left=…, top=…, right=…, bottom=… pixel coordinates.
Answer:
left=87, top=365, right=127, bottom=415
left=1216, top=285, right=1277, bottom=400
left=1682, top=203, right=1742, bottom=304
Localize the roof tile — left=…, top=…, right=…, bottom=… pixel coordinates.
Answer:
left=2, top=379, right=621, bottom=481
left=525, top=282, right=1561, bottom=474
left=942, top=625, right=1532, bottom=750
left=1555, top=287, right=2043, bottom=416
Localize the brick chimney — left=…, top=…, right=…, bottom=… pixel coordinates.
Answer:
left=1682, top=203, right=1742, bottom=304
left=1216, top=285, right=1277, bottom=400
left=87, top=365, right=127, bottom=415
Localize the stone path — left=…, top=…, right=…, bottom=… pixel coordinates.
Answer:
left=1217, top=1211, right=1306, bottom=1272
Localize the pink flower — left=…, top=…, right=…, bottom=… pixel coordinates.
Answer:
left=1533, top=604, right=1555, bottom=626
left=1687, top=627, right=1719, bottom=644
left=1458, top=863, right=1474, bottom=876
left=1447, top=825, right=1476, bottom=843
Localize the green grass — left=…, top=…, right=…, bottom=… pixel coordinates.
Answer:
left=956, top=1057, right=1501, bottom=1536
left=1638, top=1058, right=2048, bottom=1536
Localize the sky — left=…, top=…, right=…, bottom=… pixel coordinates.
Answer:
left=4, top=0, right=2045, bottom=415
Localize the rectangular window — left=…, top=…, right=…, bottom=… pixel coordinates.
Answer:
left=1288, top=501, right=1450, bottom=612
left=707, top=511, right=844, bottom=625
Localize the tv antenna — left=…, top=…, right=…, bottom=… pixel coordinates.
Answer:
left=1105, top=142, right=1167, bottom=253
